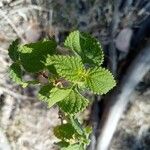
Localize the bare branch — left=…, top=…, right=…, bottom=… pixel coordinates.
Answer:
left=108, top=0, right=121, bottom=75
left=0, top=86, right=35, bottom=101
left=96, top=44, right=150, bottom=150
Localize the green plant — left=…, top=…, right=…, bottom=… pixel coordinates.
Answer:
left=8, top=30, right=116, bottom=150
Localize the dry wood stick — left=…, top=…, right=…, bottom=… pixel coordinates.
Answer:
left=96, top=44, right=150, bottom=150
left=0, top=86, right=35, bottom=101
left=108, top=0, right=121, bottom=75
left=88, top=97, right=101, bottom=150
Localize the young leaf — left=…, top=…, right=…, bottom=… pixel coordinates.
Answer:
left=8, top=39, right=20, bottom=62
left=54, top=123, right=76, bottom=140
left=64, top=30, right=104, bottom=66
left=58, top=89, right=89, bottom=115
left=85, top=67, right=116, bottom=94
left=9, top=63, right=28, bottom=87
left=46, top=55, right=86, bottom=83
left=38, top=86, right=72, bottom=108
left=19, top=39, right=57, bottom=72
left=84, top=126, right=92, bottom=136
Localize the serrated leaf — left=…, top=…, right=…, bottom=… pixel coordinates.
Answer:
left=85, top=67, right=116, bottom=94
left=64, top=30, right=104, bottom=66
left=54, top=123, right=76, bottom=140
left=46, top=55, right=86, bottom=83
left=61, top=144, right=84, bottom=150
left=69, top=117, right=83, bottom=135
left=58, top=89, right=89, bottom=114
left=9, top=63, right=28, bottom=87
left=49, top=88, right=72, bottom=107
left=8, top=39, right=20, bottom=62
left=38, top=86, right=72, bottom=108
left=19, top=39, right=57, bottom=72
left=69, top=117, right=92, bottom=145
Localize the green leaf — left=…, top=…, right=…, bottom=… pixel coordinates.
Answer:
left=85, top=67, right=116, bottom=94
left=8, top=39, right=20, bottom=62
left=61, top=144, right=84, bottom=150
left=38, top=84, right=53, bottom=103
left=64, top=30, right=104, bottom=66
left=69, top=117, right=83, bottom=135
left=9, top=63, right=28, bottom=87
left=38, top=86, right=72, bottom=108
left=46, top=55, right=86, bottom=83
left=55, top=141, right=69, bottom=148
left=83, top=126, right=92, bottom=145
left=54, top=123, right=76, bottom=140
left=48, top=88, right=72, bottom=107
left=19, top=39, right=57, bottom=72
left=47, top=65, right=58, bottom=75
left=70, top=117, right=92, bottom=145
left=84, top=126, right=92, bottom=136
left=58, top=89, right=89, bottom=115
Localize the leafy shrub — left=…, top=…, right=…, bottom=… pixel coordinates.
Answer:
left=8, top=30, right=116, bottom=150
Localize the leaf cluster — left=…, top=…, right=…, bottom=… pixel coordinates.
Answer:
left=8, top=30, right=116, bottom=150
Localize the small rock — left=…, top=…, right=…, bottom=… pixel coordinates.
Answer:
left=115, top=28, right=133, bottom=52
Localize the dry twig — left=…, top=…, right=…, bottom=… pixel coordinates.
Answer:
left=96, top=44, right=150, bottom=150
left=0, top=86, right=35, bottom=101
